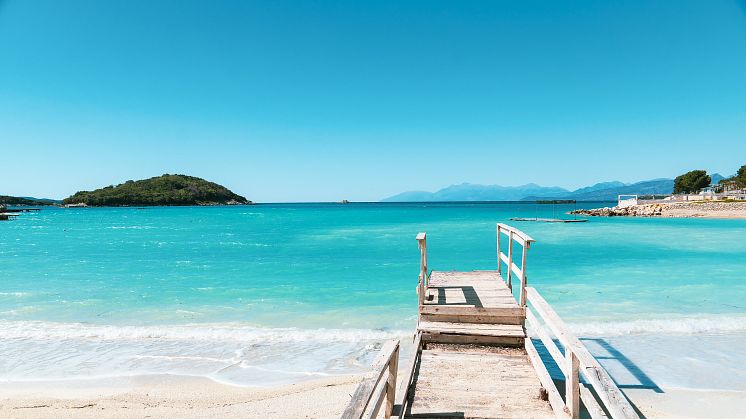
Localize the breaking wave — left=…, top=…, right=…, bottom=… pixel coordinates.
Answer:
left=567, top=315, right=746, bottom=337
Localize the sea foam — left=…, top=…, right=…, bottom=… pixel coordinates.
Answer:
left=0, top=321, right=411, bottom=386
left=566, top=315, right=746, bottom=337
left=0, top=320, right=407, bottom=343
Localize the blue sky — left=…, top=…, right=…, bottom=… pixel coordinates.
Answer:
left=1, top=0, right=745, bottom=202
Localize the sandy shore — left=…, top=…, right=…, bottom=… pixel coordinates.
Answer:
left=0, top=375, right=361, bottom=419
left=625, top=387, right=746, bottom=418
left=2, top=374, right=745, bottom=418
left=573, top=201, right=746, bottom=219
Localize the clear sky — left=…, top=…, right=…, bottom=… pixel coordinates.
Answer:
left=1, top=0, right=745, bottom=202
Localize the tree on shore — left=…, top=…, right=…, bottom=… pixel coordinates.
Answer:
left=718, top=165, right=746, bottom=189
left=673, top=170, right=711, bottom=194
left=734, top=165, right=746, bottom=187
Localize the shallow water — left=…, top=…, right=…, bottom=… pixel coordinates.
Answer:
left=1, top=203, right=745, bottom=389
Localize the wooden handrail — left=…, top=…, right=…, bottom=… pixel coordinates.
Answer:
left=393, top=332, right=422, bottom=418
left=525, top=287, right=638, bottom=419
left=416, top=232, right=427, bottom=308
left=341, top=339, right=400, bottom=419
left=497, top=222, right=535, bottom=244
left=497, top=224, right=534, bottom=307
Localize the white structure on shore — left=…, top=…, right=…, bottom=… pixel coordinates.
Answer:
left=618, top=195, right=638, bottom=208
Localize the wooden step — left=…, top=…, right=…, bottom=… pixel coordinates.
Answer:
left=418, top=321, right=526, bottom=346
left=419, top=305, right=525, bottom=325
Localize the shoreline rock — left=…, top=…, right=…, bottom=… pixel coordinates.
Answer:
left=571, top=204, right=664, bottom=217
left=571, top=201, right=746, bottom=218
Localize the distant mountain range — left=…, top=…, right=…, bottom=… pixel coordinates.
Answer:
left=0, top=196, right=60, bottom=206
left=382, top=174, right=725, bottom=202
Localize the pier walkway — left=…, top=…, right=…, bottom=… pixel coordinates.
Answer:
left=342, top=224, right=639, bottom=419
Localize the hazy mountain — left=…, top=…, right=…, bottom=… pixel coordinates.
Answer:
left=569, top=181, right=626, bottom=195
left=19, top=196, right=62, bottom=204
left=710, top=173, right=725, bottom=184
left=560, top=179, right=674, bottom=201
left=383, top=178, right=677, bottom=202
left=382, top=191, right=438, bottom=202
left=382, top=182, right=570, bottom=202
left=0, top=196, right=59, bottom=206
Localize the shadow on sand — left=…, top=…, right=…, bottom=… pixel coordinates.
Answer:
left=533, top=337, right=661, bottom=418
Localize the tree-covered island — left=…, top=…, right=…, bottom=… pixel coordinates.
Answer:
left=62, top=174, right=252, bottom=206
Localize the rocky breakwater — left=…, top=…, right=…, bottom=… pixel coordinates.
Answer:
left=571, top=201, right=746, bottom=218
left=571, top=204, right=665, bottom=217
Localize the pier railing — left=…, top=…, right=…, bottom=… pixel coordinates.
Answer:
left=341, top=339, right=400, bottom=419
left=416, top=232, right=428, bottom=308
left=524, top=287, right=638, bottom=419
left=497, top=223, right=535, bottom=307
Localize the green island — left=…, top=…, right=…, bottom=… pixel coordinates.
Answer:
left=62, top=174, right=251, bottom=207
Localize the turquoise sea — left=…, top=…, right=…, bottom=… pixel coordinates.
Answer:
left=1, top=203, right=746, bottom=390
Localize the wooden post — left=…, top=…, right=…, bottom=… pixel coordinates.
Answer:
left=519, top=242, right=529, bottom=307
left=385, top=344, right=399, bottom=419
left=416, top=233, right=427, bottom=307
left=507, top=231, right=514, bottom=291
left=496, top=224, right=502, bottom=275
left=566, top=345, right=580, bottom=419
left=423, top=238, right=427, bottom=285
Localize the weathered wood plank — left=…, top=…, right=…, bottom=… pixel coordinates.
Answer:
left=419, top=313, right=524, bottom=325
left=419, top=305, right=524, bottom=316
left=511, top=261, right=524, bottom=282
left=527, top=310, right=565, bottom=366
left=394, top=332, right=421, bottom=419
left=406, top=346, right=554, bottom=419
left=362, top=380, right=387, bottom=419
left=580, top=384, right=610, bottom=419
left=567, top=350, right=580, bottom=419
left=385, top=344, right=399, bottom=419
left=507, top=230, right=514, bottom=289
left=519, top=233, right=529, bottom=308
left=418, top=320, right=525, bottom=337
left=499, top=251, right=511, bottom=268
left=420, top=332, right=524, bottom=346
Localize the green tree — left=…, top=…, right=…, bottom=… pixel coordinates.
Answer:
left=735, top=165, right=746, bottom=187
left=673, top=170, right=711, bottom=194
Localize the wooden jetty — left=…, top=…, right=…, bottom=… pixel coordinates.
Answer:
left=510, top=217, right=587, bottom=223
left=342, top=223, right=638, bottom=419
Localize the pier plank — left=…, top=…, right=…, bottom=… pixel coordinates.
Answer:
left=404, top=346, right=554, bottom=419
left=418, top=321, right=525, bottom=337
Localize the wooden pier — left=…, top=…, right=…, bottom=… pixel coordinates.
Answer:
left=342, top=224, right=638, bottom=419
left=510, top=217, right=587, bottom=223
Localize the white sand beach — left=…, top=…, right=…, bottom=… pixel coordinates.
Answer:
left=1, top=374, right=745, bottom=418
left=0, top=375, right=360, bottom=419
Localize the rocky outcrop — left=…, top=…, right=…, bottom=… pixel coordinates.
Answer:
left=571, top=204, right=665, bottom=217
left=571, top=201, right=746, bottom=218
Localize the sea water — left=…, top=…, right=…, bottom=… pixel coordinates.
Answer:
left=1, top=203, right=745, bottom=391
